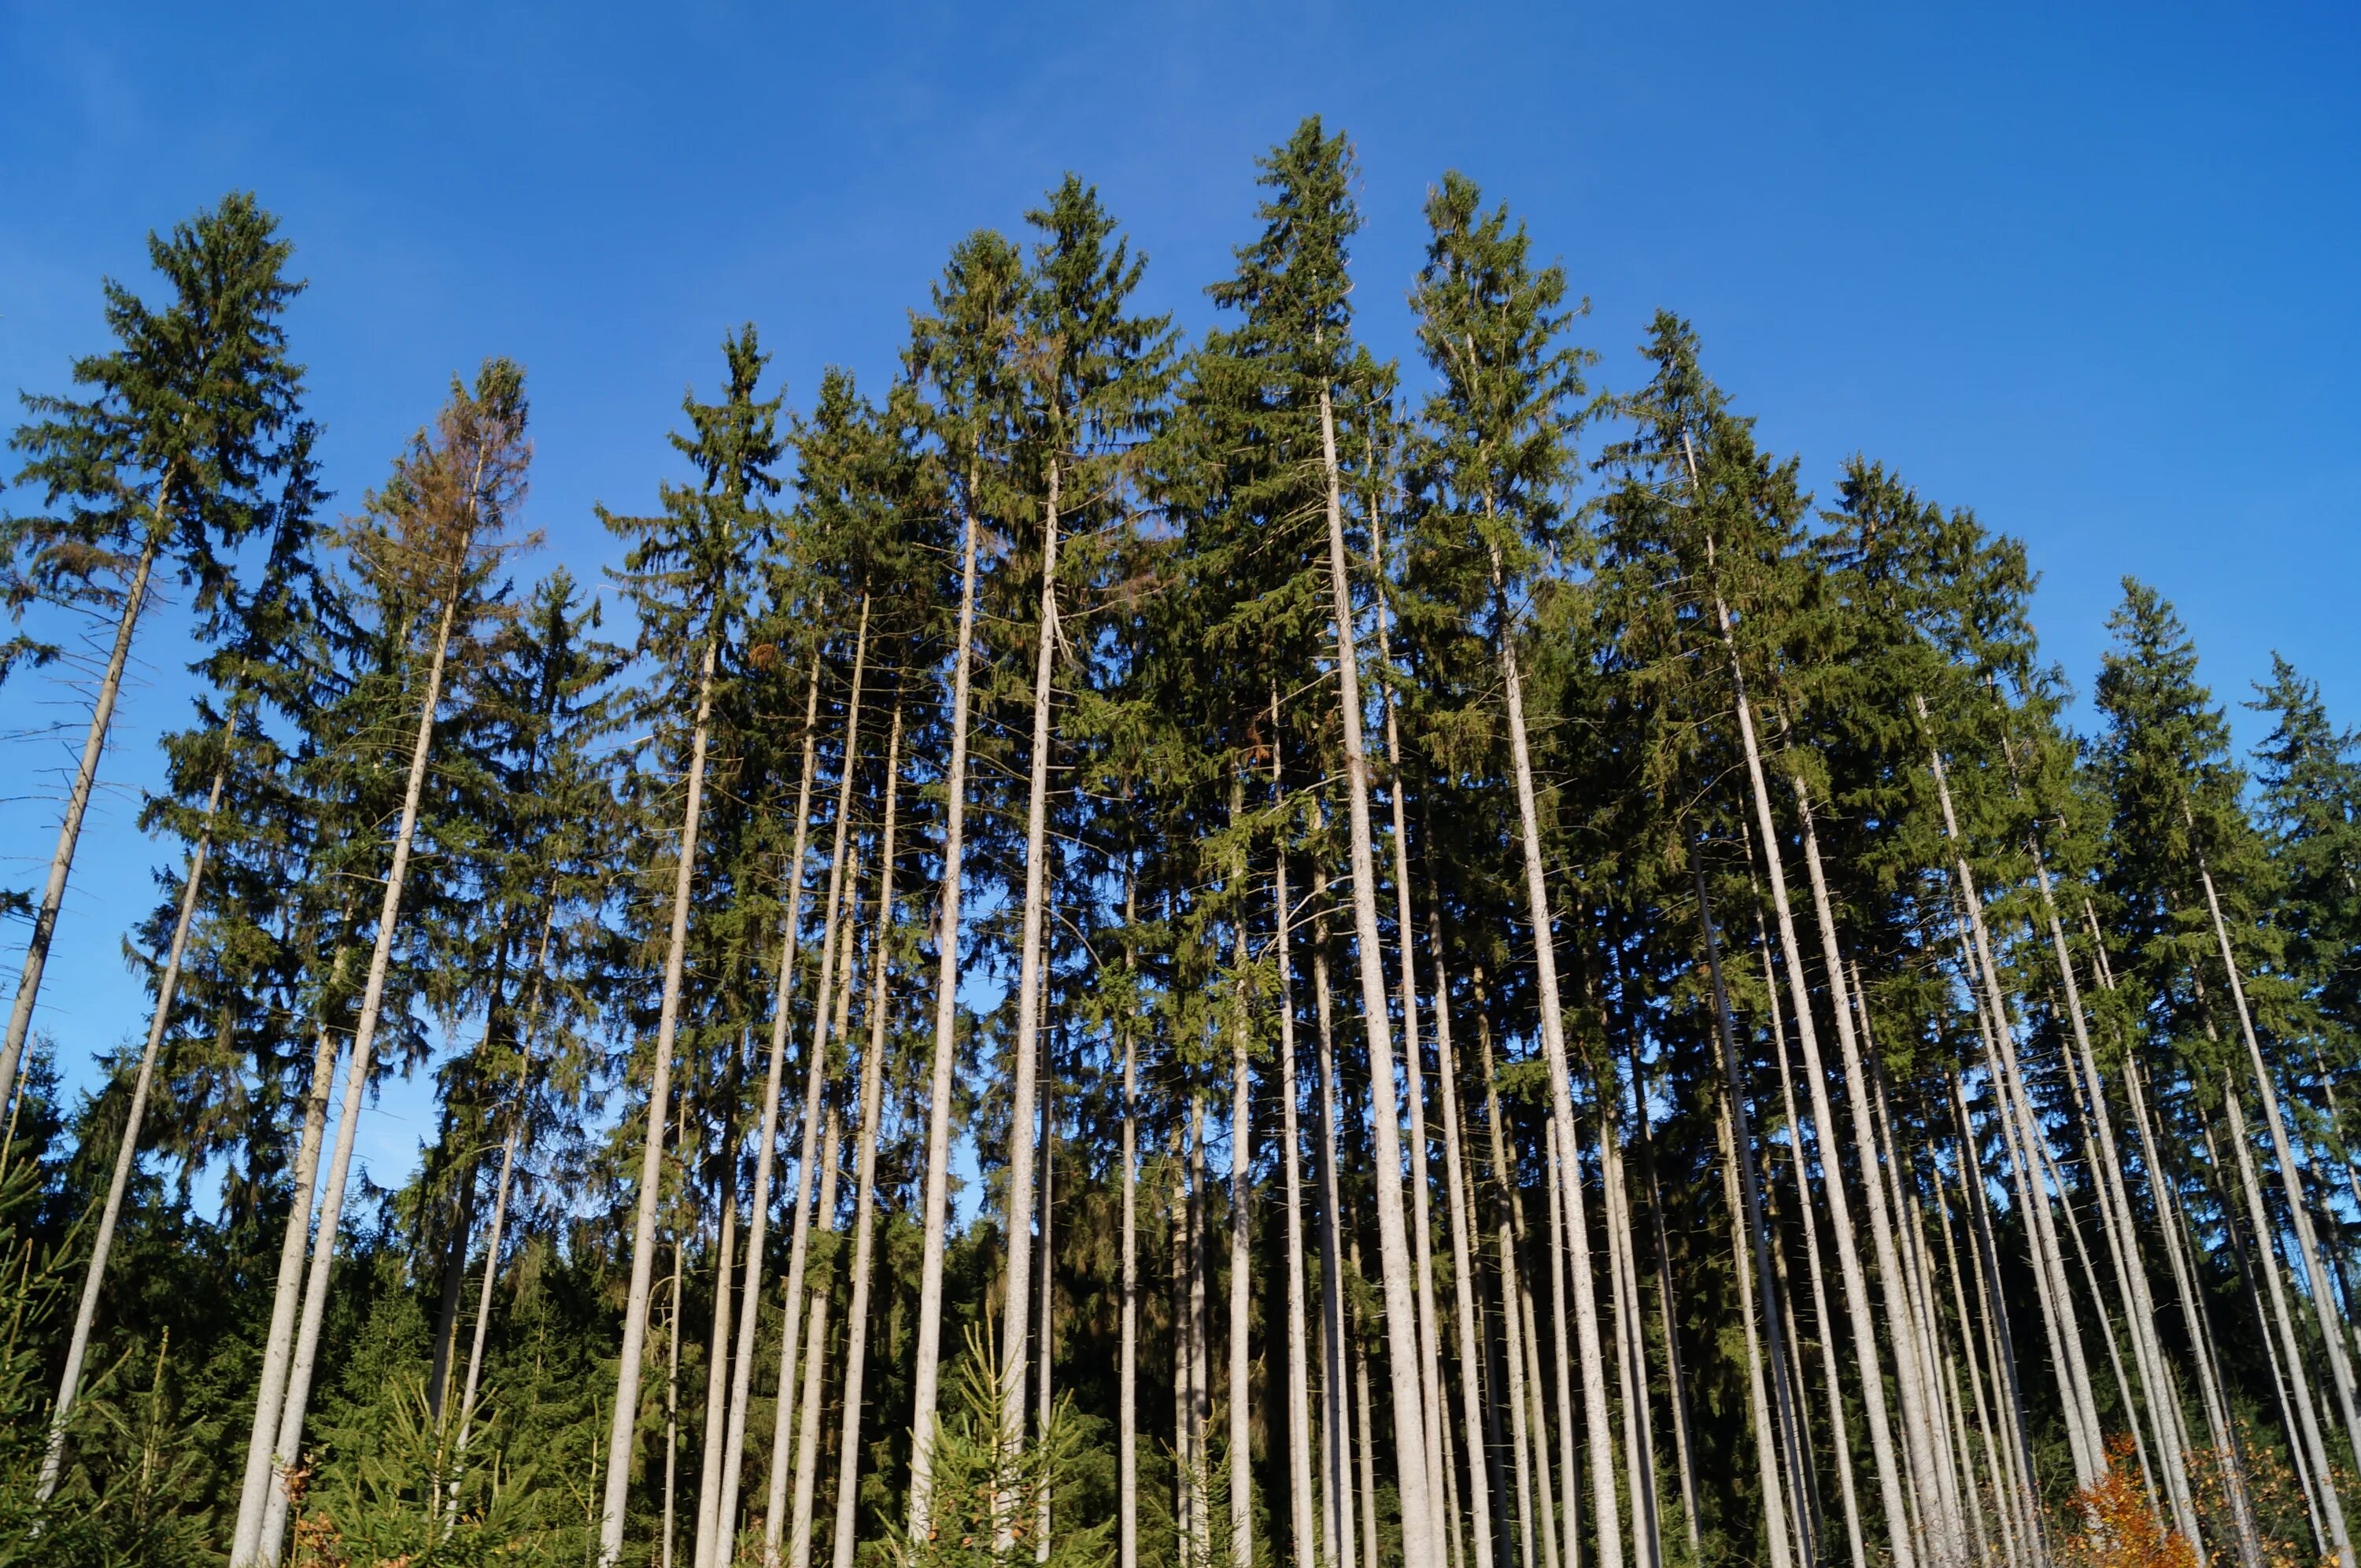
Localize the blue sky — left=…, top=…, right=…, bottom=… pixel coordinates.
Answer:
left=3, top=2, right=2356, bottom=1190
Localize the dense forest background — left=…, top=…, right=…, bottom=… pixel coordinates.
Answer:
left=1, top=114, right=2356, bottom=1568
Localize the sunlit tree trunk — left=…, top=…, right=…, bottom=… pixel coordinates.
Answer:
left=1121, top=857, right=1142, bottom=1568
left=829, top=704, right=900, bottom=1568
left=718, top=659, right=823, bottom=1550
left=1274, top=728, right=1318, bottom=1568
left=998, top=458, right=1062, bottom=1503
left=1429, top=894, right=1498, bottom=1568
left=1317, top=382, right=1439, bottom=1568
left=907, top=483, right=980, bottom=1539
left=257, top=574, right=471, bottom=1568
left=1695, top=861, right=1795, bottom=1568
left=788, top=1112, right=844, bottom=1568
left=42, top=750, right=226, bottom=1499
left=693, top=1127, right=739, bottom=1568
left=0, top=524, right=164, bottom=1124
left=767, top=596, right=870, bottom=1563
left=1313, top=900, right=1357, bottom=1568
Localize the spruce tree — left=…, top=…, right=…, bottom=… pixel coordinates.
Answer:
left=2, top=191, right=305, bottom=1122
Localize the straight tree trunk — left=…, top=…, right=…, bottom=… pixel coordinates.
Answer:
left=1121, top=856, right=1142, bottom=1568
left=694, top=1153, right=741, bottom=1568
left=767, top=597, right=871, bottom=1563
left=2196, top=832, right=2361, bottom=1496
left=0, top=527, right=164, bottom=1121
left=1429, top=896, right=1498, bottom=1568
left=1545, top=1117, right=1583, bottom=1568
left=1318, top=382, right=1439, bottom=1568
left=1696, top=554, right=1912, bottom=1568
left=789, top=1113, right=844, bottom=1568
left=1602, top=1105, right=1661, bottom=1568
left=41, top=754, right=227, bottom=1496
left=1695, top=861, right=1795, bottom=1568
left=1917, top=706, right=2106, bottom=1490
left=1313, top=907, right=1356, bottom=1568
left=226, top=986, right=344, bottom=1565
left=1487, top=532, right=1618, bottom=1568
left=1229, top=775, right=1255, bottom=1568
left=1273, top=732, right=1318, bottom=1568
left=1787, top=773, right=1953, bottom=1559
left=1348, top=1226, right=1382, bottom=1568
left=907, top=483, right=981, bottom=1538
left=1756, top=899, right=1869, bottom=1568
left=597, top=626, right=723, bottom=1568
left=1951, top=1077, right=2044, bottom=1559
left=255, top=576, right=472, bottom=1568
left=998, top=457, right=1062, bottom=1481
left=665, top=1217, right=686, bottom=1568
left=829, top=703, right=900, bottom=1568
left=718, top=659, right=824, bottom=1549
left=1476, top=987, right=1558, bottom=1568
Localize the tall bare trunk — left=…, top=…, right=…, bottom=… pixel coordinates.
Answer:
left=829, top=704, right=900, bottom=1568
left=589, top=618, right=724, bottom=1567
left=253, top=577, right=471, bottom=1568
left=1348, top=1226, right=1381, bottom=1568
left=695, top=1149, right=741, bottom=1568
left=1121, top=857, right=1142, bottom=1568
left=1787, top=773, right=1952, bottom=1559
left=1695, top=861, right=1795, bottom=1568
left=1313, top=905, right=1356, bottom=1568
left=719, top=660, right=824, bottom=1550
left=664, top=1194, right=687, bottom=1568
left=1752, top=890, right=1867, bottom=1568
left=1698, top=587, right=1911, bottom=1568
left=1544, top=1117, right=1583, bottom=1568
left=2221, top=1079, right=2355, bottom=1562
left=1430, top=895, right=1498, bottom=1568
left=1486, top=529, right=1617, bottom=1568
left=1228, top=775, right=1255, bottom=1568
left=1951, top=1078, right=2044, bottom=1559
left=42, top=752, right=225, bottom=1496
left=907, top=485, right=980, bottom=1537
left=1479, top=990, right=1554, bottom=1568
left=1917, top=703, right=2105, bottom=1491
left=2197, top=832, right=2361, bottom=1503
left=1317, top=383, right=1439, bottom=1568
left=789, top=1112, right=844, bottom=1568
left=1274, top=728, right=1317, bottom=1568
left=1602, top=1104, right=1661, bottom=1568
left=0, top=526, right=164, bottom=1120
left=227, top=983, right=342, bottom=1565
left=998, top=459, right=1062, bottom=1488
left=767, top=598, right=870, bottom=1562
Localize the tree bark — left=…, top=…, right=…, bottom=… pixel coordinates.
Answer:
left=1274, top=728, right=1318, bottom=1568
left=907, top=481, right=981, bottom=1538
left=1486, top=529, right=1617, bottom=1568
left=767, top=596, right=871, bottom=1563
left=828, top=703, right=900, bottom=1568
left=1312, top=903, right=1356, bottom=1568
left=1429, top=896, right=1498, bottom=1568
left=254, top=574, right=471, bottom=1568
left=789, top=1112, right=844, bottom=1568
left=998, top=456, right=1062, bottom=1490
left=1121, top=855, right=1141, bottom=1568
left=0, top=526, right=163, bottom=1120
left=41, top=754, right=225, bottom=1498
left=718, top=658, right=823, bottom=1551
left=596, top=625, right=722, bottom=1568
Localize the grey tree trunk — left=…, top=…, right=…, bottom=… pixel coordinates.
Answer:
left=253, top=576, right=471, bottom=1568
left=597, top=628, right=722, bottom=1568
left=1695, top=861, right=1795, bottom=1568
left=0, top=527, right=163, bottom=1122
left=767, top=597, right=870, bottom=1563
left=1229, top=777, right=1254, bottom=1568
left=41, top=754, right=226, bottom=1499
left=1121, top=858, right=1142, bottom=1568
left=998, top=459, right=1062, bottom=1487
left=907, top=486, right=980, bottom=1539
left=789, top=1112, right=844, bottom=1568
left=1312, top=909, right=1356, bottom=1568
left=1429, top=902, right=1498, bottom=1568
left=1317, top=383, right=1439, bottom=1568
left=1487, top=536, right=1617, bottom=1568
left=226, top=998, right=342, bottom=1566
left=1273, top=736, right=1318, bottom=1568
left=693, top=1160, right=740, bottom=1568
left=664, top=1201, right=687, bottom=1568
left=2197, top=834, right=2361, bottom=1504
left=829, top=704, right=900, bottom=1568
left=717, top=659, right=823, bottom=1551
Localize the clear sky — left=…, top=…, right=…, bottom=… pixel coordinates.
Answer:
left=3, top=2, right=2355, bottom=1192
